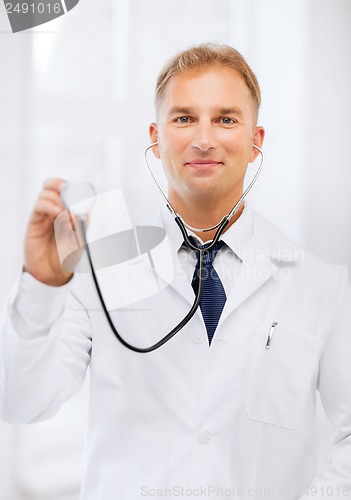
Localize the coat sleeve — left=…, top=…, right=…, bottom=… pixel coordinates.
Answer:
left=0, top=272, right=92, bottom=424
left=299, top=266, right=351, bottom=499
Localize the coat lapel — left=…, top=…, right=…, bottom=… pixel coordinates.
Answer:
left=218, top=208, right=300, bottom=327
left=144, top=208, right=200, bottom=310
left=218, top=252, right=277, bottom=325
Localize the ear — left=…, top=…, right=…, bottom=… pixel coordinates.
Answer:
left=249, top=126, right=265, bottom=163
left=149, top=122, right=160, bottom=159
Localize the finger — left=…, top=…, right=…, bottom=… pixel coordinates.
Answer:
left=33, top=199, right=63, bottom=219
left=42, top=178, right=67, bottom=195
left=39, top=189, right=65, bottom=210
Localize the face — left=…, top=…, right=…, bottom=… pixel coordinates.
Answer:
left=149, top=66, right=265, bottom=209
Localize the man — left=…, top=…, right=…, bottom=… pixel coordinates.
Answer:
left=1, top=44, right=351, bottom=499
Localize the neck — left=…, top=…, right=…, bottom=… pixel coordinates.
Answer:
left=169, top=192, right=245, bottom=242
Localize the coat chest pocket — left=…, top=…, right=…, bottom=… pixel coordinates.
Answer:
left=244, top=325, right=320, bottom=429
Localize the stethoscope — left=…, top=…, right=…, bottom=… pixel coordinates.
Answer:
left=65, top=143, right=264, bottom=353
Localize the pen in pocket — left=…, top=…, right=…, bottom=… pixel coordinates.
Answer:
left=265, top=322, right=278, bottom=350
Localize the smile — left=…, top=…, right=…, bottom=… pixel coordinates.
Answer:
left=185, top=160, right=223, bottom=168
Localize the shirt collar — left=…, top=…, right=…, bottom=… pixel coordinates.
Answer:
left=161, top=203, right=254, bottom=262
left=219, top=204, right=254, bottom=262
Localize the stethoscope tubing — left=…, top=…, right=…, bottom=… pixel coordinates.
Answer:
left=144, top=143, right=264, bottom=234
left=79, top=216, right=207, bottom=353
left=78, top=145, right=263, bottom=353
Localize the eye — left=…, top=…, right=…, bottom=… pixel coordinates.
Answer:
left=175, top=116, right=191, bottom=124
left=219, top=117, right=236, bottom=125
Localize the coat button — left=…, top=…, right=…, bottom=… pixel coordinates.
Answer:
left=197, top=431, right=210, bottom=445
left=192, top=331, right=205, bottom=344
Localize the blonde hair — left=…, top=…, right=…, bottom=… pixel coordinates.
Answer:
left=155, top=43, right=261, bottom=121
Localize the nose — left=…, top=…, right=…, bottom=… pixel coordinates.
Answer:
left=191, top=121, right=216, bottom=152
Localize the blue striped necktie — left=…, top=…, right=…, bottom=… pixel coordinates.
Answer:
left=191, top=238, right=227, bottom=345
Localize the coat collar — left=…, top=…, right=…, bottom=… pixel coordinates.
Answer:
left=218, top=208, right=303, bottom=326
left=145, top=204, right=302, bottom=320
left=157, top=203, right=302, bottom=265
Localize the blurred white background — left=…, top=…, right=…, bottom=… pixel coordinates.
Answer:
left=0, top=0, right=350, bottom=498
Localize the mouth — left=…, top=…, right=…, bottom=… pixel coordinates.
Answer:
left=185, top=159, right=223, bottom=168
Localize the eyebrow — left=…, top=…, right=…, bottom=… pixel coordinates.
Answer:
left=219, top=106, right=243, bottom=116
left=168, top=106, right=194, bottom=116
left=168, top=106, right=243, bottom=117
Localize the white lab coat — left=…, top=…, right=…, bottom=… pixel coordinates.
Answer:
left=0, top=207, right=351, bottom=500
